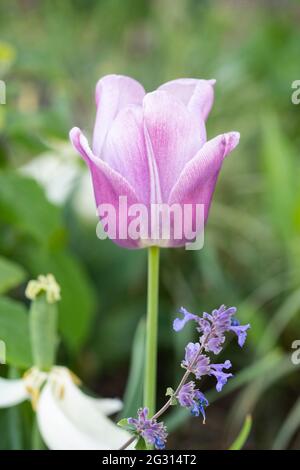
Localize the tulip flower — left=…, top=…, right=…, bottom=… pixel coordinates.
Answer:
left=70, top=74, right=240, bottom=249
left=0, top=366, right=130, bottom=450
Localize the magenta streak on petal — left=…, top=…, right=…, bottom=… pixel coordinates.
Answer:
left=70, top=127, right=141, bottom=248
left=101, top=105, right=150, bottom=205
left=143, top=91, right=203, bottom=203
left=168, top=132, right=240, bottom=240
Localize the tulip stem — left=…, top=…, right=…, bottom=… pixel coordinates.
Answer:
left=144, top=246, right=160, bottom=418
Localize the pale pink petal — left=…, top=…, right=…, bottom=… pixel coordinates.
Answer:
left=143, top=90, right=204, bottom=202
left=168, top=132, right=240, bottom=228
left=101, top=105, right=149, bottom=204
left=93, top=75, right=145, bottom=157
left=158, top=78, right=215, bottom=121
left=70, top=127, right=141, bottom=248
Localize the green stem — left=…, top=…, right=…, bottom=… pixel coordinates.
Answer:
left=29, top=294, right=58, bottom=371
left=144, top=246, right=160, bottom=417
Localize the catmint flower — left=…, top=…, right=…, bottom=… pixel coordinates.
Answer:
left=230, top=317, right=249, bottom=347
left=173, top=307, right=199, bottom=332
left=128, top=408, right=167, bottom=450
left=174, top=305, right=250, bottom=354
left=209, top=360, right=233, bottom=392
left=181, top=342, right=210, bottom=378
left=176, top=381, right=209, bottom=423
left=181, top=343, right=233, bottom=391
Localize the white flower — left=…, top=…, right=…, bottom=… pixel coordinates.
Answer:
left=0, top=366, right=130, bottom=449
left=20, top=141, right=96, bottom=220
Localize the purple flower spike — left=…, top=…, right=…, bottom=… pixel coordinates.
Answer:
left=173, top=307, right=199, bottom=332
left=197, top=305, right=249, bottom=354
left=209, top=360, right=233, bottom=392
left=181, top=343, right=210, bottom=379
left=176, top=381, right=209, bottom=423
left=128, top=408, right=168, bottom=449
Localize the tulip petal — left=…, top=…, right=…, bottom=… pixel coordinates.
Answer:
left=51, top=369, right=123, bottom=416
left=101, top=105, right=149, bottom=204
left=94, top=398, right=123, bottom=416
left=143, top=90, right=204, bottom=201
left=168, top=132, right=240, bottom=224
left=158, top=78, right=215, bottom=121
left=0, top=378, right=28, bottom=407
left=93, top=74, right=145, bottom=157
left=37, top=374, right=131, bottom=450
left=70, top=127, right=141, bottom=248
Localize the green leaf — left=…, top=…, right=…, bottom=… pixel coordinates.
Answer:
left=258, top=289, right=300, bottom=355
left=135, top=437, right=147, bottom=450
left=0, top=256, right=26, bottom=294
left=117, top=418, right=130, bottom=428
left=261, top=113, right=297, bottom=244
left=0, top=296, right=32, bottom=368
left=166, top=387, right=174, bottom=397
left=118, top=319, right=145, bottom=419
left=166, top=387, right=177, bottom=405
left=229, top=415, right=252, bottom=450
left=273, top=397, right=300, bottom=449
left=0, top=171, right=62, bottom=245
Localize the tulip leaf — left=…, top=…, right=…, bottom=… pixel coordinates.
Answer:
left=229, top=415, right=252, bottom=450
left=0, top=296, right=32, bottom=368
left=0, top=256, right=27, bottom=294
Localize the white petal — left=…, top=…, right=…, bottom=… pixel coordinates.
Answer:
left=93, top=398, right=123, bottom=416
left=37, top=372, right=131, bottom=450
left=52, top=368, right=123, bottom=416
left=0, top=378, right=28, bottom=407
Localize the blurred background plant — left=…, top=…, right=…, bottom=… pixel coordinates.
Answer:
left=0, top=0, right=300, bottom=450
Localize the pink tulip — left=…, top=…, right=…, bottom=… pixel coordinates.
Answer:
left=70, top=75, right=239, bottom=249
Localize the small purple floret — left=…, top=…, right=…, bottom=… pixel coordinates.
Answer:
left=128, top=408, right=168, bottom=450
left=176, top=381, right=209, bottom=423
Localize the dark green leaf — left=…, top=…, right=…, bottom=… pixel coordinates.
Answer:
left=0, top=256, right=26, bottom=294
left=0, top=296, right=32, bottom=368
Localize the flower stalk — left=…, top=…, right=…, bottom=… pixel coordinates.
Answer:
left=26, top=274, right=60, bottom=372
left=144, top=246, right=160, bottom=417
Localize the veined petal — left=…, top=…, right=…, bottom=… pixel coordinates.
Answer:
left=158, top=78, right=215, bottom=121
left=51, top=367, right=123, bottom=417
left=0, top=378, right=28, bottom=407
left=143, top=91, right=203, bottom=202
left=101, top=105, right=149, bottom=204
left=70, top=127, right=141, bottom=249
left=93, top=74, right=145, bottom=157
left=37, top=372, right=131, bottom=450
left=168, top=132, right=240, bottom=226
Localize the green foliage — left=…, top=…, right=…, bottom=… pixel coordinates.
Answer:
left=229, top=415, right=252, bottom=450
left=0, top=256, right=26, bottom=294
left=0, top=0, right=299, bottom=450
left=0, top=297, right=32, bottom=368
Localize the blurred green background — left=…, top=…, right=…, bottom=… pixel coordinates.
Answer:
left=0, top=0, right=300, bottom=450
